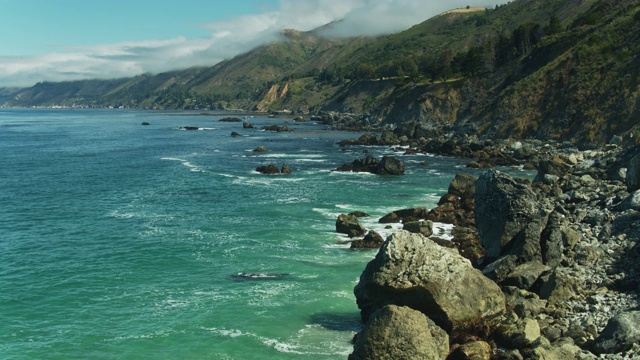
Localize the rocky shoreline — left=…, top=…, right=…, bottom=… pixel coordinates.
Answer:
left=338, top=133, right=640, bottom=359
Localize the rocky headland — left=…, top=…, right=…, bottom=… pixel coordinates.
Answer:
left=343, top=133, right=640, bottom=359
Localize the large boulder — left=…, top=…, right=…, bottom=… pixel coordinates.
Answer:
left=475, top=170, right=542, bottom=260
left=336, top=214, right=366, bottom=238
left=592, top=310, right=640, bottom=355
left=354, top=231, right=505, bottom=333
left=349, top=305, right=449, bottom=360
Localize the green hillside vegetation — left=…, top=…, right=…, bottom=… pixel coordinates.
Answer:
left=2, top=0, right=639, bottom=146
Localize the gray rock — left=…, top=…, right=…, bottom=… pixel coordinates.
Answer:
left=354, top=231, right=505, bottom=332
left=349, top=305, right=449, bottom=360
left=592, top=310, right=640, bottom=354
left=502, top=261, right=551, bottom=290
left=475, top=170, right=541, bottom=259
left=534, top=158, right=571, bottom=183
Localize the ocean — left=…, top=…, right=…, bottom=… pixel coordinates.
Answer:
left=1, top=109, right=483, bottom=359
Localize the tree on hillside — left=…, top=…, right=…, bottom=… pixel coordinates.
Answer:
left=545, top=15, right=563, bottom=35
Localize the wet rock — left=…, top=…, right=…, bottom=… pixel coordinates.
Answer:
left=253, top=146, right=269, bottom=152
left=336, top=214, right=366, bottom=238
left=219, top=117, right=242, bottom=122
left=255, top=164, right=280, bottom=174
left=354, top=231, right=505, bottom=333
left=349, top=211, right=370, bottom=218
left=334, top=156, right=404, bottom=175
left=351, top=231, right=385, bottom=249
left=242, top=121, right=254, bottom=129
left=376, top=156, right=405, bottom=175
left=378, top=208, right=427, bottom=224
left=349, top=305, right=449, bottom=360
left=261, top=125, right=293, bottom=132
left=280, top=164, right=293, bottom=174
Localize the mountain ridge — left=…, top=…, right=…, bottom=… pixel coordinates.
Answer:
left=2, top=0, right=639, bottom=146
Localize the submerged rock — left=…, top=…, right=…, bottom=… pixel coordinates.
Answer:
left=349, top=305, right=449, bottom=360
left=354, top=230, right=505, bottom=333
left=231, top=272, right=290, bottom=281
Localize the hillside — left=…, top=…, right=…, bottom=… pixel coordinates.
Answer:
left=2, top=0, right=639, bottom=146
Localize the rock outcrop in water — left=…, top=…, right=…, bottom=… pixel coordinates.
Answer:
left=336, top=214, right=366, bottom=238
left=334, top=156, right=404, bottom=175
left=350, top=230, right=384, bottom=249
left=255, top=164, right=292, bottom=175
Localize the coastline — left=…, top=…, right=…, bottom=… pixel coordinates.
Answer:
left=340, top=132, right=640, bottom=359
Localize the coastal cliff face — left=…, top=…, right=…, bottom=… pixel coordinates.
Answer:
left=349, top=144, right=640, bottom=359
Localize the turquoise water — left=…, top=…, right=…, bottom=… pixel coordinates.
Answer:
left=1, top=109, right=473, bottom=359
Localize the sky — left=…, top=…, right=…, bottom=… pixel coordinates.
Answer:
left=0, top=0, right=507, bottom=88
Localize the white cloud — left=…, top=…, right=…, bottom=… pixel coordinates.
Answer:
left=0, top=0, right=506, bottom=88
